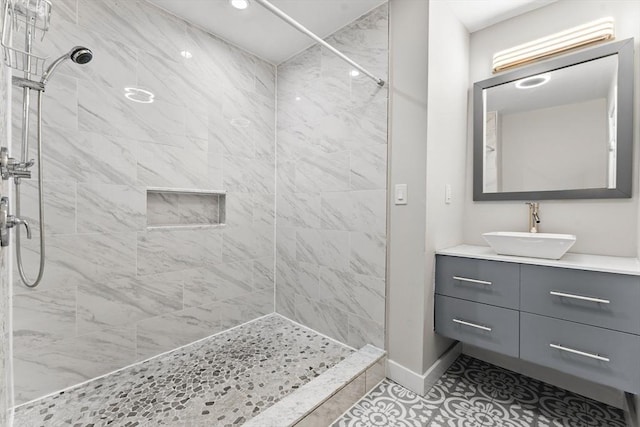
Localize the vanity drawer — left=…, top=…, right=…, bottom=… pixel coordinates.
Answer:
left=435, top=295, right=519, bottom=358
left=520, top=313, right=640, bottom=394
left=521, top=265, right=640, bottom=334
left=435, top=255, right=520, bottom=309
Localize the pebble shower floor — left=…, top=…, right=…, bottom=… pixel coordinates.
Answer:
left=12, top=315, right=353, bottom=426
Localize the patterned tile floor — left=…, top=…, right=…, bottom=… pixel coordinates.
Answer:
left=333, top=355, right=626, bottom=427
left=13, top=314, right=353, bottom=427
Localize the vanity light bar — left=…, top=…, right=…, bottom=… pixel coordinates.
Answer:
left=492, top=17, right=615, bottom=73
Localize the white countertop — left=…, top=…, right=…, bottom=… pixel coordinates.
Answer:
left=436, top=245, right=640, bottom=276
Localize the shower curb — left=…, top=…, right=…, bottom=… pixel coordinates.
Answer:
left=243, top=344, right=386, bottom=427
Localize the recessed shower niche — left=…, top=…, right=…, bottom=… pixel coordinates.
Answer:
left=146, top=188, right=226, bottom=229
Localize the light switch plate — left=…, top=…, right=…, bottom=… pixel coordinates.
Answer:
left=395, top=184, right=408, bottom=205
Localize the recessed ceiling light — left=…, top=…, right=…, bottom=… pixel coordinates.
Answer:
left=230, top=0, right=249, bottom=10
left=350, top=69, right=360, bottom=77
left=295, top=96, right=301, bottom=101
left=180, top=50, right=193, bottom=59
left=124, top=87, right=155, bottom=104
left=515, top=73, right=551, bottom=89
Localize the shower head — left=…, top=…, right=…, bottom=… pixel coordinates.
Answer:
left=40, top=46, right=93, bottom=85
left=70, top=46, right=93, bottom=65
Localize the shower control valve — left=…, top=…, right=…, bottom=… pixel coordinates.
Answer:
left=0, top=196, right=32, bottom=247
left=0, top=147, right=32, bottom=180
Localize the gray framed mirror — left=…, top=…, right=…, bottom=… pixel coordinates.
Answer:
left=473, top=38, right=634, bottom=201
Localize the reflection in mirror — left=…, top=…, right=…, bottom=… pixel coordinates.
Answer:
left=483, top=55, right=618, bottom=194
left=473, top=37, right=633, bottom=201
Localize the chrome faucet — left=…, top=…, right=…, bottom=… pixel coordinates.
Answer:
left=526, top=202, right=540, bottom=233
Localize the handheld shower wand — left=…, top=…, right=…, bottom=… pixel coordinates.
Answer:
left=13, top=45, right=93, bottom=288
left=40, top=46, right=93, bottom=85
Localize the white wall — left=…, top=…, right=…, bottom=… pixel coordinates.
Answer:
left=387, top=0, right=469, bottom=389
left=464, top=0, right=640, bottom=257
left=422, top=0, right=469, bottom=371
left=387, top=0, right=431, bottom=378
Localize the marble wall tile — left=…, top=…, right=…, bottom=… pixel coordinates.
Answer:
left=276, top=160, right=297, bottom=194
left=136, top=50, right=203, bottom=110
left=320, top=192, right=353, bottom=231
left=218, top=290, right=273, bottom=330
left=15, top=232, right=137, bottom=294
left=276, top=290, right=296, bottom=321
left=276, top=5, right=388, bottom=351
left=276, top=259, right=320, bottom=301
left=77, top=0, right=186, bottom=61
left=137, top=228, right=223, bottom=276
left=135, top=305, right=222, bottom=361
left=77, top=184, right=146, bottom=232
left=13, top=286, right=77, bottom=355
left=77, top=272, right=183, bottom=335
left=78, top=78, right=161, bottom=142
left=349, top=231, right=386, bottom=278
left=222, top=225, right=272, bottom=263
left=253, top=257, right=275, bottom=290
left=253, top=193, right=275, bottom=226
left=136, top=137, right=209, bottom=188
left=224, top=193, right=253, bottom=227
left=351, top=190, right=387, bottom=234
left=350, top=144, right=388, bottom=191
left=348, top=314, right=385, bottom=350
left=40, top=127, right=138, bottom=185
left=42, top=73, right=78, bottom=131
left=318, top=267, right=385, bottom=323
left=295, top=152, right=350, bottom=193
left=186, top=27, right=256, bottom=94
left=255, top=60, right=276, bottom=98
left=223, top=155, right=275, bottom=194
left=276, top=226, right=297, bottom=263
left=14, top=327, right=137, bottom=404
left=18, top=180, right=76, bottom=235
left=296, top=229, right=349, bottom=271
left=277, top=192, right=321, bottom=228
left=182, top=261, right=254, bottom=308
left=146, top=192, right=221, bottom=226
left=294, top=295, right=348, bottom=344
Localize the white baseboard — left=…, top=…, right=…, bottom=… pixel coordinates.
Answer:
left=387, top=342, right=461, bottom=395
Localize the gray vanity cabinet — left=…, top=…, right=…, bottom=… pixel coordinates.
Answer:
left=434, top=254, right=640, bottom=394
left=520, top=265, right=640, bottom=334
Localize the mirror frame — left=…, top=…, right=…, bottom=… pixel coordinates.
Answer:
left=473, top=38, right=634, bottom=201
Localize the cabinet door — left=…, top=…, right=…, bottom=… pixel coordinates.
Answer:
left=521, top=264, right=640, bottom=334
left=435, top=295, right=519, bottom=358
left=521, top=312, right=640, bottom=394
left=436, top=255, right=520, bottom=309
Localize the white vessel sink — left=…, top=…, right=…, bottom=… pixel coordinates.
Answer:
left=482, top=231, right=577, bottom=260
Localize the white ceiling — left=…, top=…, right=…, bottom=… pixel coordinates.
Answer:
left=147, top=0, right=557, bottom=64
left=446, top=0, right=558, bottom=33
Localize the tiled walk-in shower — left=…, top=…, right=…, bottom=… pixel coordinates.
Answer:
left=13, top=315, right=353, bottom=426
left=334, top=355, right=627, bottom=427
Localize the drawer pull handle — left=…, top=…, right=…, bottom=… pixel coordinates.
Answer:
left=549, top=343, right=610, bottom=362
left=549, top=291, right=610, bottom=304
left=453, top=276, right=492, bottom=286
left=452, top=318, right=492, bottom=332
